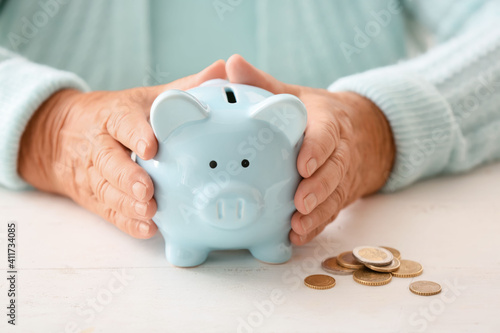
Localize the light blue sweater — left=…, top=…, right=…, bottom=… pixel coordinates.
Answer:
left=0, top=0, right=499, bottom=192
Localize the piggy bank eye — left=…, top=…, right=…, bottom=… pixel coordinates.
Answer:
left=241, top=159, right=250, bottom=168
left=209, top=160, right=217, bottom=169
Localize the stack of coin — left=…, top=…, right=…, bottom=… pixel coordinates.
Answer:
left=307, top=245, right=440, bottom=295
left=350, top=246, right=398, bottom=286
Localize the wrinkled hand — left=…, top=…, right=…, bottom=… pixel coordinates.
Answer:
left=18, top=60, right=226, bottom=239
left=226, top=55, right=395, bottom=245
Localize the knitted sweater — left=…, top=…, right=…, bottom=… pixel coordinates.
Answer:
left=0, top=0, right=499, bottom=191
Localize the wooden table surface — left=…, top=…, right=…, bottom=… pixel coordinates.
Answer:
left=1, top=163, right=500, bottom=333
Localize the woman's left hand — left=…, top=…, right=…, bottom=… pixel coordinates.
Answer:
left=226, top=55, right=396, bottom=245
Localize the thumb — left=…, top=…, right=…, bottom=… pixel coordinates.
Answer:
left=147, top=59, right=227, bottom=102
left=226, top=54, right=299, bottom=96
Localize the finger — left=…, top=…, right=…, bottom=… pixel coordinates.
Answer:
left=95, top=201, right=158, bottom=239
left=296, top=111, right=341, bottom=178
left=294, top=140, right=350, bottom=214
left=289, top=223, right=328, bottom=246
left=92, top=138, right=154, bottom=201
left=291, top=177, right=351, bottom=242
left=291, top=191, right=341, bottom=236
left=226, top=54, right=300, bottom=96
left=88, top=166, right=157, bottom=220
left=105, top=103, right=158, bottom=160
left=108, top=59, right=227, bottom=160
left=146, top=59, right=227, bottom=104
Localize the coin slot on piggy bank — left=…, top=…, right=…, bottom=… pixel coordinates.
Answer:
left=137, top=79, right=307, bottom=267
left=224, top=87, right=237, bottom=103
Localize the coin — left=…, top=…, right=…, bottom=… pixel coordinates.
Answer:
left=353, top=268, right=392, bottom=286
left=365, top=258, right=401, bottom=272
left=353, top=246, right=393, bottom=266
left=336, top=251, right=365, bottom=269
left=380, top=246, right=401, bottom=260
left=304, top=274, right=336, bottom=290
left=410, top=281, right=442, bottom=296
left=321, top=257, right=357, bottom=275
left=392, top=259, right=423, bottom=278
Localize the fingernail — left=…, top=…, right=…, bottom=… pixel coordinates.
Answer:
left=138, top=221, right=151, bottom=235
left=306, top=159, right=317, bottom=176
left=137, top=140, right=147, bottom=157
left=299, top=234, right=307, bottom=243
left=300, top=216, right=314, bottom=232
left=132, top=182, right=147, bottom=201
left=135, top=202, right=148, bottom=216
left=303, top=193, right=317, bottom=213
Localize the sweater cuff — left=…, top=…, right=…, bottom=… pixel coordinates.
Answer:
left=0, top=57, right=90, bottom=190
left=328, top=68, right=456, bottom=192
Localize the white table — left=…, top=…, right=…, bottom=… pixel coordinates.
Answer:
left=1, top=162, right=500, bottom=333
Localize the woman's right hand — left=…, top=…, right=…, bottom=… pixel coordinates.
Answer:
left=18, top=60, right=226, bottom=239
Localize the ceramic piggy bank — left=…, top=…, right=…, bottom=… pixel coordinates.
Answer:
left=137, top=79, right=307, bottom=267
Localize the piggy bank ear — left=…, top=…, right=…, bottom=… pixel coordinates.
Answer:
left=250, top=94, right=307, bottom=146
left=150, top=90, right=209, bottom=142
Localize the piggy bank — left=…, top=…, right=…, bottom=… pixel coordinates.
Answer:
left=137, top=79, right=307, bottom=267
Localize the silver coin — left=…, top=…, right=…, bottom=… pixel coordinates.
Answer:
left=352, top=246, right=394, bottom=267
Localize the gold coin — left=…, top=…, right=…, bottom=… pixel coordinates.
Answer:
left=353, top=268, right=392, bottom=286
left=380, top=246, right=401, bottom=260
left=410, top=281, right=442, bottom=296
left=321, top=257, right=357, bottom=275
left=336, top=251, right=364, bottom=269
left=365, top=258, right=401, bottom=272
left=304, top=274, right=336, bottom=290
left=353, top=246, right=393, bottom=266
left=392, top=259, right=423, bottom=278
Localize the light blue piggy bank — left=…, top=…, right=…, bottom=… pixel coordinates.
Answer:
left=137, top=79, right=307, bottom=267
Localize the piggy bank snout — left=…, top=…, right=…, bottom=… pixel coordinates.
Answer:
left=203, top=185, right=264, bottom=229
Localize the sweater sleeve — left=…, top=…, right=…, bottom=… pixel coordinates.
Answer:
left=0, top=48, right=89, bottom=190
left=328, top=0, right=500, bottom=192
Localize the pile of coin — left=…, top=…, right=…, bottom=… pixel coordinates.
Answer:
left=305, top=245, right=441, bottom=296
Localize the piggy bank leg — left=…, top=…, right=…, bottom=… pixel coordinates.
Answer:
left=249, top=236, right=292, bottom=264
left=165, top=241, right=209, bottom=267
